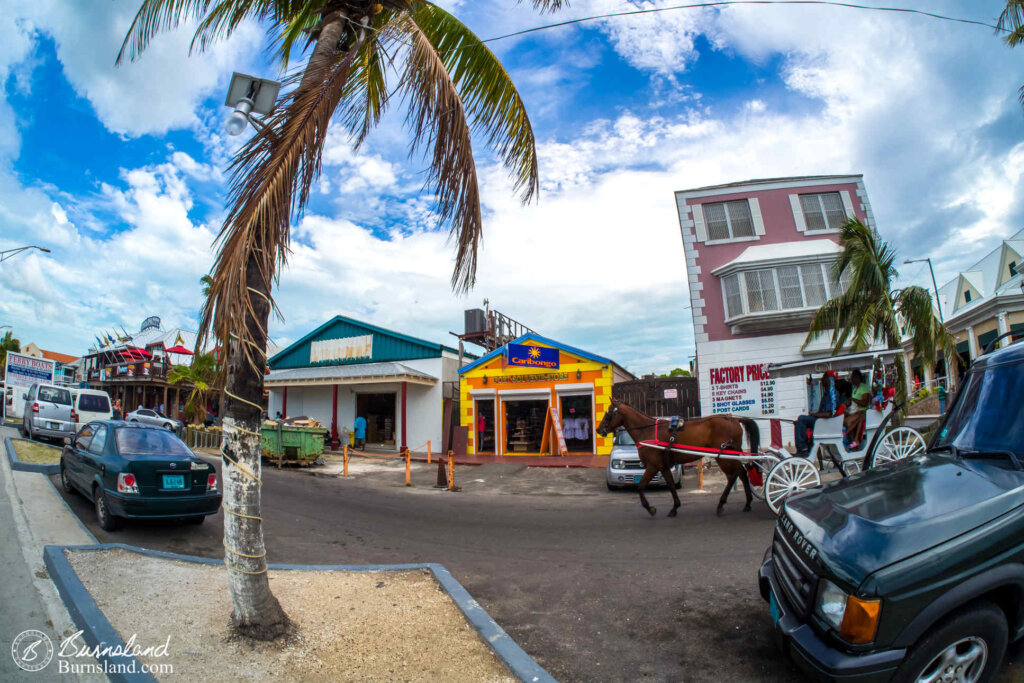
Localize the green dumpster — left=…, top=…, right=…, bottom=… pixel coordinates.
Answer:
left=260, top=423, right=327, bottom=466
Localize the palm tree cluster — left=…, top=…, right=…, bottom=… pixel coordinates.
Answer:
left=0, top=330, right=20, bottom=371
left=168, top=352, right=218, bottom=424
left=120, top=0, right=563, bottom=640
left=806, top=218, right=956, bottom=405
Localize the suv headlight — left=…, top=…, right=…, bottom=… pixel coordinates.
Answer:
left=815, top=579, right=882, bottom=644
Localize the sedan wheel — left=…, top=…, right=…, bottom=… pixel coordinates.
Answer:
left=94, top=489, right=120, bottom=531
left=60, top=461, right=74, bottom=494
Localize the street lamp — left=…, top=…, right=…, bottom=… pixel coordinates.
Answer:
left=904, top=257, right=943, bottom=322
left=223, top=72, right=281, bottom=136
left=0, top=245, right=50, bottom=263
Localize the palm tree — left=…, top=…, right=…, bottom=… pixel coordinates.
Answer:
left=119, top=0, right=559, bottom=640
left=200, top=274, right=214, bottom=298
left=168, top=352, right=218, bottom=424
left=0, top=330, right=20, bottom=372
left=806, top=218, right=956, bottom=408
left=999, top=2, right=1024, bottom=108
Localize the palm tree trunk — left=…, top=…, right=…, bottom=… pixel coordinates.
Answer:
left=219, top=10, right=350, bottom=641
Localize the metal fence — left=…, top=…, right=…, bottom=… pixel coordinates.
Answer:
left=184, top=426, right=222, bottom=451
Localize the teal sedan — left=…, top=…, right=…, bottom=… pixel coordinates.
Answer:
left=60, top=420, right=221, bottom=531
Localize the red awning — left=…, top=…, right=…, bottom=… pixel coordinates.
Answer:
left=165, top=345, right=193, bottom=355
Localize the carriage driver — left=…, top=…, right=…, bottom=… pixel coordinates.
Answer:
left=794, top=373, right=837, bottom=458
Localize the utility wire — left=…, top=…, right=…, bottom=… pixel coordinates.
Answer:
left=482, top=1, right=1004, bottom=43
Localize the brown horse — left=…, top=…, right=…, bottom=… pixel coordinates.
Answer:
left=596, top=398, right=760, bottom=517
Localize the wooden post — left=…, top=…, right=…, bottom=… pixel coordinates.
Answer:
left=426, top=440, right=431, bottom=464
left=343, top=444, right=349, bottom=477
left=282, top=386, right=288, bottom=419
left=405, top=448, right=411, bottom=486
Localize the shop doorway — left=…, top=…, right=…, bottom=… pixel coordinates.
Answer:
left=356, top=393, right=396, bottom=447
left=503, top=399, right=547, bottom=453
left=559, top=394, right=594, bottom=453
left=474, top=399, right=496, bottom=453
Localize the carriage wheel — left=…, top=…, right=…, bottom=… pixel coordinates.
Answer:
left=765, top=458, right=821, bottom=515
left=869, top=427, right=926, bottom=468
left=749, top=462, right=767, bottom=500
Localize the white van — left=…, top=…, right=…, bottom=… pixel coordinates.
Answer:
left=70, top=388, right=113, bottom=429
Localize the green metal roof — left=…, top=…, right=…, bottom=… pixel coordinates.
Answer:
left=268, top=315, right=473, bottom=369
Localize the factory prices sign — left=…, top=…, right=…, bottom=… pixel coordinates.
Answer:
left=310, top=335, right=373, bottom=364
left=506, top=343, right=559, bottom=369
left=708, top=363, right=776, bottom=416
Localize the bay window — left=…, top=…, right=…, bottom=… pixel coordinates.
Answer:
left=722, top=261, right=852, bottom=321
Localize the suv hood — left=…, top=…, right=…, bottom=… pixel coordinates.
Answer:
left=784, top=453, right=1024, bottom=586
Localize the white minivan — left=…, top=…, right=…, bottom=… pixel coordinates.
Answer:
left=70, top=388, right=112, bottom=429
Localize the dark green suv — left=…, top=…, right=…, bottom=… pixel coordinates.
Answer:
left=760, top=340, right=1024, bottom=683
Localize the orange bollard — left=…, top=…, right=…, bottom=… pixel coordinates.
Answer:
left=447, top=450, right=454, bottom=490
left=344, top=445, right=349, bottom=477
left=427, top=440, right=431, bottom=464
left=697, top=457, right=704, bottom=491
left=405, top=448, right=411, bottom=486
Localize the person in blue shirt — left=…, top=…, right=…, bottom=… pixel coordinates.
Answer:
left=795, top=373, right=837, bottom=457
left=353, top=415, right=367, bottom=449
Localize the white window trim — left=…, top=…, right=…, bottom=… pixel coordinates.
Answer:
left=697, top=199, right=761, bottom=245
left=792, top=191, right=856, bottom=235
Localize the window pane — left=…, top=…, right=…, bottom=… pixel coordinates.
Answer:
left=801, top=264, right=828, bottom=306
left=778, top=266, right=804, bottom=309
left=839, top=265, right=852, bottom=292
left=800, top=194, right=827, bottom=231
left=726, top=200, right=754, bottom=237
left=820, top=192, right=847, bottom=229
left=723, top=274, right=743, bottom=318
left=703, top=203, right=730, bottom=241
left=745, top=270, right=778, bottom=312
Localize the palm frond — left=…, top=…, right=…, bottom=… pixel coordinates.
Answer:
left=410, top=3, right=540, bottom=204
left=396, top=14, right=482, bottom=293
left=999, top=0, right=1024, bottom=46
left=520, top=0, right=570, bottom=13
left=199, top=10, right=358, bottom=373
left=336, top=12, right=403, bottom=148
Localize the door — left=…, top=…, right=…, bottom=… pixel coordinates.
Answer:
left=67, top=424, right=95, bottom=488
left=355, top=393, right=397, bottom=447
left=502, top=399, right=548, bottom=454
left=558, top=393, right=594, bottom=454
left=80, top=425, right=108, bottom=493
left=474, top=399, right=496, bottom=453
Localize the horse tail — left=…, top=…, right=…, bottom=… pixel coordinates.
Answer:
left=739, top=418, right=760, bottom=453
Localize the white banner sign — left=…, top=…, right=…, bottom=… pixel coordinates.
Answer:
left=310, top=335, right=373, bottom=364
left=708, top=363, right=776, bottom=416
left=4, top=352, right=56, bottom=419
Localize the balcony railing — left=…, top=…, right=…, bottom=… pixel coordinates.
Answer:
left=87, top=361, right=172, bottom=382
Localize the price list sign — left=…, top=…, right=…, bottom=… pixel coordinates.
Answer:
left=709, top=363, right=777, bottom=417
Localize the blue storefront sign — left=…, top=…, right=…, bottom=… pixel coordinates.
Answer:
left=506, top=343, right=559, bottom=369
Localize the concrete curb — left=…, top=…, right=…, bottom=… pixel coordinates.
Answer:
left=45, top=543, right=557, bottom=683
left=5, top=435, right=60, bottom=474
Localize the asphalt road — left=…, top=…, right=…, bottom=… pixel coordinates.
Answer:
left=51, top=458, right=1024, bottom=683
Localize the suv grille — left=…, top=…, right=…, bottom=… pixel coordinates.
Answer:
left=772, top=530, right=817, bottom=618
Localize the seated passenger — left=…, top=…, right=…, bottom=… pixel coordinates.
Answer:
left=843, top=369, right=872, bottom=450
left=794, top=373, right=837, bottom=458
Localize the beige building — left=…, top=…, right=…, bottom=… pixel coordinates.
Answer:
left=904, top=228, right=1024, bottom=390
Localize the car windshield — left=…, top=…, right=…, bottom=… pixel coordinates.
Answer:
left=614, top=429, right=635, bottom=446
left=933, top=362, right=1024, bottom=460
left=38, top=386, right=71, bottom=405
left=115, top=428, right=192, bottom=456
left=78, top=394, right=110, bottom=413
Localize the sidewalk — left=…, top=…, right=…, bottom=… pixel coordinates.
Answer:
left=0, top=426, right=100, bottom=682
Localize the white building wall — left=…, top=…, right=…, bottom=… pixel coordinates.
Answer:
left=697, top=332, right=813, bottom=450
left=266, top=357, right=446, bottom=451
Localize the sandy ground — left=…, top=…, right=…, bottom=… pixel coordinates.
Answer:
left=11, top=438, right=61, bottom=464
left=68, top=548, right=515, bottom=682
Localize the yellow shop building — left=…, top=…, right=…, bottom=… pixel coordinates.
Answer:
left=458, top=334, right=634, bottom=456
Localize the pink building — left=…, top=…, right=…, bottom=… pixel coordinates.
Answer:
left=675, top=175, right=881, bottom=448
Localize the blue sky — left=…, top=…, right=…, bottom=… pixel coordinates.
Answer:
left=1, top=1, right=1022, bottom=374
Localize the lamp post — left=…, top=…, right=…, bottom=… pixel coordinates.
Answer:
left=0, top=245, right=50, bottom=263
left=904, top=257, right=943, bottom=322
left=223, top=72, right=282, bottom=136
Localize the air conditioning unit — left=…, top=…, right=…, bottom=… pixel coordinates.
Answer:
left=464, top=309, right=487, bottom=335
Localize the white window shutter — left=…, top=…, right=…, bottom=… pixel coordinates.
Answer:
left=840, top=190, right=855, bottom=218
left=790, top=194, right=806, bottom=232
left=750, top=197, right=765, bottom=236
left=693, top=203, right=708, bottom=242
